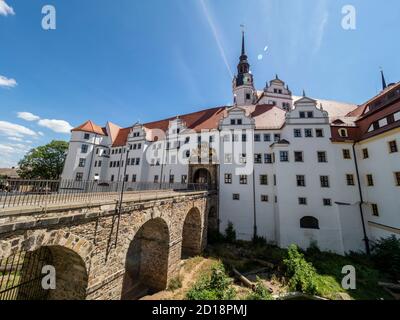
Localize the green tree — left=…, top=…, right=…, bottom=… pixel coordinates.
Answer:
left=17, top=140, right=69, bottom=180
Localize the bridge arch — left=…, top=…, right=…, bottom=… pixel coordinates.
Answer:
left=181, top=207, right=203, bottom=258
left=0, top=244, right=88, bottom=300
left=121, top=217, right=170, bottom=300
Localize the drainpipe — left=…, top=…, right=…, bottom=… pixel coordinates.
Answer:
left=252, top=136, right=257, bottom=239
left=352, top=142, right=371, bottom=255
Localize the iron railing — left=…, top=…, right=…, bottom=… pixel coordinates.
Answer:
left=0, top=179, right=209, bottom=209
left=0, top=248, right=52, bottom=300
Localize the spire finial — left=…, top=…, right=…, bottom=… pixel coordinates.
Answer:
left=380, top=68, right=387, bottom=90
left=275, top=74, right=279, bottom=80
left=240, top=24, right=246, bottom=56
left=302, top=89, right=306, bottom=97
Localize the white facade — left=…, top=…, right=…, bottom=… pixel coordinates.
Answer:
left=62, top=37, right=400, bottom=255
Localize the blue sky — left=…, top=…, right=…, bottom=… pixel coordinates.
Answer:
left=0, top=0, right=399, bottom=167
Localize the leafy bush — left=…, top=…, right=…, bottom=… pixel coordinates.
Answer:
left=167, top=276, right=182, bottom=291
left=186, top=263, right=236, bottom=300
left=246, top=277, right=273, bottom=300
left=207, top=229, right=225, bottom=244
left=371, top=236, right=400, bottom=280
left=283, top=244, right=318, bottom=295
left=306, top=241, right=321, bottom=257
left=252, top=235, right=267, bottom=246
left=225, top=221, right=236, bottom=243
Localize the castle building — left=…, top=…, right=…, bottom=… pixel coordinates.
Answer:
left=62, top=34, right=400, bottom=255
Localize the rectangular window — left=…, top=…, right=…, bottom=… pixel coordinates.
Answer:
left=181, top=175, right=187, bottom=184
left=261, top=195, right=269, bottom=202
left=389, top=140, right=398, bottom=153
left=242, top=134, right=247, bottom=142
left=366, top=174, right=374, bottom=186
left=75, top=172, right=83, bottom=182
left=135, top=158, right=140, bottom=165
left=294, top=151, right=304, bottom=162
left=224, top=154, right=232, bottom=164
left=362, top=148, right=369, bottom=159
left=320, top=176, right=330, bottom=188
left=84, top=133, right=90, bottom=140
left=98, top=161, right=102, bottom=167
left=169, top=175, right=174, bottom=184
left=254, top=154, right=262, bottom=164
left=316, top=129, right=324, bottom=137
left=154, top=175, right=159, bottom=183
left=81, top=144, right=88, bottom=153
left=317, top=151, right=327, bottom=163
left=294, top=129, right=302, bottom=138
left=372, top=204, right=379, bottom=217
left=346, top=174, right=355, bottom=186
left=224, top=174, right=232, bottom=184
left=78, top=158, right=86, bottom=167
left=223, top=134, right=230, bottom=142
left=323, top=199, right=332, bottom=206
left=264, top=134, right=271, bottom=142
left=254, top=134, right=261, bottom=142
left=298, top=197, right=307, bottom=205
left=343, top=149, right=351, bottom=159
left=239, top=175, right=248, bottom=185
left=264, top=153, right=273, bottom=164
left=273, top=174, right=276, bottom=186
left=274, top=134, right=281, bottom=142
left=307, top=112, right=314, bottom=118
left=260, top=175, right=268, bottom=185
left=395, top=172, right=400, bottom=186
left=237, top=119, right=243, bottom=125
left=305, top=129, right=313, bottom=137
left=299, top=112, right=306, bottom=119
left=233, top=193, right=240, bottom=200
left=110, top=175, right=114, bottom=182
left=297, top=175, right=306, bottom=187
left=239, top=153, right=247, bottom=164
left=280, top=151, right=289, bottom=162
left=230, top=119, right=235, bottom=125
left=124, top=174, right=129, bottom=182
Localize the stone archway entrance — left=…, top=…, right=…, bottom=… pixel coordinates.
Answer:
left=181, top=207, right=202, bottom=258
left=121, top=218, right=170, bottom=300
left=0, top=246, right=88, bottom=300
left=193, top=169, right=211, bottom=185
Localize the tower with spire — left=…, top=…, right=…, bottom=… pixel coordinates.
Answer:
left=232, top=30, right=256, bottom=106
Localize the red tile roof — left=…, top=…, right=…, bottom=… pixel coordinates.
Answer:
left=72, top=120, right=107, bottom=136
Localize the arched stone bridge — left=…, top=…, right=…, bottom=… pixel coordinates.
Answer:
left=0, top=190, right=218, bottom=300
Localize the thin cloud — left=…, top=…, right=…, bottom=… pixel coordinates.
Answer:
left=0, top=1, right=15, bottom=16
left=17, top=111, right=73, bottom=134
left=312, top=0, right=329, bottom=55
left=0, top=121, right=37, bottom=138
left=17, top=112, right=40, bottom=122
left=199, top=0, right=233, bottom=79
left=38, top=119, right=73, bottom=134
left=0, top=75, right=17, bottom=88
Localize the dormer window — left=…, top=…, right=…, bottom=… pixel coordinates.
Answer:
left=339, top=129, right=348, bottom=138
left=307, top=112, right=314, bottom=118
left=237, top=119, right=243, bottom=125
left=299, top=112, right=306, bottom=118
left=84, top=133, right=90, bottom=140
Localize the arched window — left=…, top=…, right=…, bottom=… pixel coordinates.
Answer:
left=339, top=128, right=348, bottom=138
left=300, top=216, right=320, bottom=230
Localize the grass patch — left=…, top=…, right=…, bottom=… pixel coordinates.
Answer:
left=186, top=262, right=236, bottom=300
